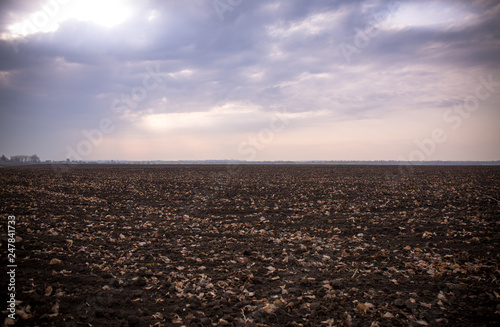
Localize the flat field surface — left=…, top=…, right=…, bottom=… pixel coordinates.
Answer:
left=0, top=165, right=499, bottom=326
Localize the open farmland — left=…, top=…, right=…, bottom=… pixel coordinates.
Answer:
left=0, top=165, right=499, bottom=326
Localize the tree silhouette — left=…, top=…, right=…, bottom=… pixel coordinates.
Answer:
left=8, top=154, right=41, bottom=163
left=30, top=154, right=41, bottom=163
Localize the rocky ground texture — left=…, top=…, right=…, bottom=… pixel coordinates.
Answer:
left=0, top=165, right=499, bottom=326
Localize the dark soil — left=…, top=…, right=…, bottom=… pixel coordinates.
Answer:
left=1, top=165, right=499, bottom=326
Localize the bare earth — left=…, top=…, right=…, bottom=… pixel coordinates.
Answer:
left=1, top=165, right=499, bottom=326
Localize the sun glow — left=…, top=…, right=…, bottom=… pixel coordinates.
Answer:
left=6, top=0, right=133, bottom=37
left=67, top=0, right=133, bottom=28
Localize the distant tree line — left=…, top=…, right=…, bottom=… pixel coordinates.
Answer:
left=0, top=154, right=40, bottom=163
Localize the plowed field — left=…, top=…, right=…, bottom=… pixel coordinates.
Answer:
left=1, top=165, right=499, bottom=326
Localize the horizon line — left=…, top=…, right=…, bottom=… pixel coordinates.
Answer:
left=2, top=159, right=500, bottom=166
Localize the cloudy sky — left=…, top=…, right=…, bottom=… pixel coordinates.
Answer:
left=0, top=0, right=499, bottom=161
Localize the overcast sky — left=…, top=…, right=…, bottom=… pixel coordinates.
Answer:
left=0, top=0, right=499, bottom=161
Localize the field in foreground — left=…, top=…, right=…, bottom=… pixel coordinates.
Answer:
left=0, top=165, right=499, bottom=326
